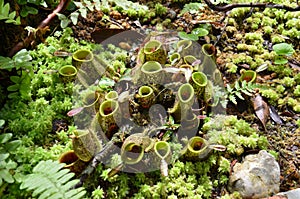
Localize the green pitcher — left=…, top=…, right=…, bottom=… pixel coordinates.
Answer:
left=72, top=49, right=94, bottom=69
left=98, top=100, right=122, bottom=139
left=59, top=65, right=77, bottom=83
left=143, top=40, right=167, bottom=64
left=190, top=72, right=208, bottom=98
left=137, top=85, right=155, bottom=109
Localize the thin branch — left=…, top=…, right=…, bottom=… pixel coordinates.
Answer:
left=203, top=0, right=300, bottom=12
left=8, top=0, right=71, bottom=57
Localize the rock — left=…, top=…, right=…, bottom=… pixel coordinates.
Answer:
left=228, top=150, right=280, bottom=198
left=277, top=188, right=300, bottom=199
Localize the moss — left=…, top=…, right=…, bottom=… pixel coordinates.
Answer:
left=261, top=16, right=277, bottom=26
left=296, top=119, right=300, bottom=127
left=271, top=35, right=286, bottom=43
left=276, top=84, right=285, bottom=94
left=282, top=77, right=295, bottom=87
left=263, top=26, right=273, bottom=34
left=155, top=3, right=167, bottom=16
left=260, top=89, right=280, bottom=105
left=282, top=28, right=300, bottom=39
left=295, top=73, right=300, bottom=84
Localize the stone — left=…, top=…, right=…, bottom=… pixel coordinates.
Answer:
left=228, top=150, right=280, bottom=198
left=277, top=188, right=300, bottom=199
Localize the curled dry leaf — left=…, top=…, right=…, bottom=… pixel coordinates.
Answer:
left=251, top=93, right=269, bottom=130
left=67, top=107, right=84, bottom=117
left=269, top=105, right=283, bottom=125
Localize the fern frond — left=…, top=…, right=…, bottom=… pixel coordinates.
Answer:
left=20, top=160, right=86, bottom=199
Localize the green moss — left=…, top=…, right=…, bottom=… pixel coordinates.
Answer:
left=261, top=16, right=277, bottom=26
left=263, top=26, right=273, bottom=34
left=155, top=3, right=167, bottom=16
left=276, top=84, right=285, bottom=93
left=282, top=77, right=295, bottom=87
left=271, top=35, right=286, bottom=43
left=226, top=63, right=238, bottom=73
left=260, top=89, right=280, bottom=105
left=245, top=32, right=264, bottom=42
left=296, top=119, right=300, bottom=127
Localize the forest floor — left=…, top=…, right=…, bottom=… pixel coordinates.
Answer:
left=1, top=0, right=300, bottom=197
left=69, top=3, right=300, bottom=193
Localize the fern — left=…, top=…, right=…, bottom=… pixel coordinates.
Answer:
left=20, top=160, right=86, bottom=199
left=226, top=81, right=257, bottom=105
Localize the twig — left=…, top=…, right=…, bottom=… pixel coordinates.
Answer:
left=8, top=0, right=71, bottom=57
left=202, top=0, right=300, bottom=12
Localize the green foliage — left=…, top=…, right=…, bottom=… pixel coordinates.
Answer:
left=0, top=0, right=21, bottom=25
left=180, top=2, right=205, bottom=15
left=0, top=132, right=21, bottom=186
left=16, top=0, right=58, bottom=17
left=203, top=115, right=269, bottom=154
left=0, top=28, right=89, bottom=144
left=272, top=43, right=295, bottom=64
left=0, top=49, right=33, bottom=100
left=57, top=0, right=103, bottom=28
left=226, top=81, right=256, bottom=105
left=20, top=160, right=86, bottom=199
left=155, top=3, right=167, bottom=16
left=273, top=43, right=295, bottom=56
left=0, top=49, right=32, bottom=71
left=178, top=26, right=210, bottom=41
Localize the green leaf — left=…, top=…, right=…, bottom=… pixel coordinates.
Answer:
left=0, top=119, right=4, bottom=127
left=226, top=84, right=233, bottom=93
left=2, top=3, right=10, bottom=17
left=8, top=92, right=19, bottom=99
left=79, top=8, right=87, bottom=18
left=14, top=16, right=21, bottom=25
left=0, top=153, right=9, bottom=161
left=0, top=133, right=12, bottom=143
left=0, top=169, right=14, bottom=183
left=5, top=140, right=22, bottom=152
left=14, top=49, right=32, bottom=63
left=10, top=76, right=20, bottom=83
left=229, top=95, right=237, bottom=105
left=0, top=60, right=14, bottom=70
left=191, top=28, right=209, bottom=37
left=20, top=5, right=38, bottom=17
left=235, top=91, right=245, bottom=100
left=7, top=84, right=20, bottom=92
left=70, top=12, right=79, bottom=25
left=98, top=77, right=115, bottom=89
left=272, top=43, right=294, bottom=56
left=178, top=32, right=198, bottom=41
left=21, top=160, right=86, bottom=199
left=274, top=57, right=288, bottom=65
left=17, top=0, right=27, bottom=5
left=241, top=89, right=253, bottom=96
left=234, top=81, right=240, bottom=90
left=8, top=11, right=16, bottom=19
left=61, top=18, right=70, bottom=28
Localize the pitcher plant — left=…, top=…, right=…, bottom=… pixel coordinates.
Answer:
left=72, top=49, right=94, bottom=69
left=98, top=100, right=122, bottom=139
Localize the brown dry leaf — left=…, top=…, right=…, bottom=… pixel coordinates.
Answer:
left=269, top=105, right=283, bottom=125
left=251, top=93, right=270, bottom=130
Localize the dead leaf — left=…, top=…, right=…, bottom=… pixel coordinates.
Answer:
left=269, top=106, right=283, bottom=125
left=251, top=93, right=269, bottom=130
left=67, top=107, right=84, bottom=117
